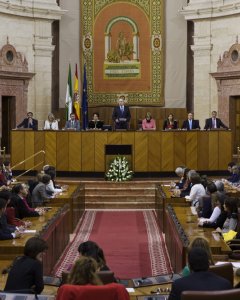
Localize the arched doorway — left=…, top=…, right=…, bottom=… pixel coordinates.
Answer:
left=0, top=40, right=34, bottom=153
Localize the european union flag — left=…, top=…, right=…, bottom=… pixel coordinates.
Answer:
left=82, top=64, right=88, bottom=130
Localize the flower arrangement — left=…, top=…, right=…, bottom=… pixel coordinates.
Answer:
left=105, top=156, right=133, bottom=182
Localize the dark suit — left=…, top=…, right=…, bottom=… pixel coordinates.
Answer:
left=204, top=118, right=228, bottom=130
left=0, top=214, right=15, bottom=240
left=65, top=119, right=80, bottom=130
left=182, top=119, right=200, bottom=130
left=4, top=256, right=44, bottom=294
left=163, top=120, right=178, bottom=130
left=11, top=194, right=39, bottom=219
left=88, top=120, right=104, bottom=129
left=112, top=106, right=131, bottom=129
left=17, top=118, right=38, bottom=130
left=168, top=271, right=232, bottom=300
left=31, top=182, right=51, bottom=207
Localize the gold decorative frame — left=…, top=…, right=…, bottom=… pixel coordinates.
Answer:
left=81, top=0, right=164, bottom=106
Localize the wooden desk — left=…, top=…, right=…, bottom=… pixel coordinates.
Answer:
left=0, top=205, right=70, bottom=275
left=165, top=205, right=232, bottom=273
left=50, top=184, right=85, bottom=232
left=11, top=130, right=232, bottom=172
left=155, top=184, right=188, bottom=231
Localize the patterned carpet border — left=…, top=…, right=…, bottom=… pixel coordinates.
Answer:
left=143, top=210, right=173, bottom=275
left=54, top=211, right=96, bottom=277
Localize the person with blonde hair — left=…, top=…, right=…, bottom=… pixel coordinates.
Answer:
left=181, top=236, right=214, bottom=276
left=67, top=256, right=102, bottom=286
left=44, top=113, right=59, bottom=130
left=142, top=112, right=156, bottom=130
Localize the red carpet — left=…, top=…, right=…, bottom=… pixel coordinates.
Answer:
left=54, top=211, right=172, bottom=278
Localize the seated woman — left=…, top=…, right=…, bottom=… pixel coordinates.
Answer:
left=215, top=197, right=238, bottom=234
left=44, top=113, right=59, bottom=130
left=181, top=236, right=214, bottom=277
left=142, top=112, right=156, bottom=130
left=200, top=194, right=227, bottom=229
left=31, top=174, right=52, bottom=207
left=185, top=172, right=206, bottom=207
left=78, top=240, right=110, bottom=271
left=43, top=166, right=63, bottom=194
left=163, top=113, right=178, bottom=130
left=4, top=237, right=47, bottom=294
left=197, top=181, right=217, bottom=219
left=88, top=113, right=104, bottom=130
left=67, top=256, right=102, bottom=286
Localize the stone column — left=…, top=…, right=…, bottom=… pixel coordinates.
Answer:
left=33, top=20, right=55, bottom=127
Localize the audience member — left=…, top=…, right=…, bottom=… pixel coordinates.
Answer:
left=215, top=197, right=238, bottom=233
left=112, top=97, right=131, bottom=130
left=65, top=113, right=80, bottom=130
left=185, top=172, right=206, bottom=206
left=182, top=112, right=200, bottom=130
left=227, top=165, right=240, bottom=183
left=198, top=181, right=217, bottom=219
left=31, top=174, right=52, bottom=207
left=227, top=161, right=236, bottom=175
left=0, top=198, right=21, bottom=240
left=88, top=113, right=104, bottom=130
left=43, top=166, right=63, bottom=194
left=44, top=113, right=59, bottom=130
left=4, top=237, right=48, bottom=294
left=204, top=111, right=228, bottom=130
left=174, top=166, right=185, bottom=189
left=78, top=240, right=110, bottom=271
left=11, top=183, right=40, bottom=219
left=0, top=161, right=13, bottom=186
left=67, top=256, right=102, bottom=286
left=163, top=113, right=177, bottom=130
left=179, top=168, right=192, bottom=197
left=181, top=237, right=214, bottom=276
left=17, top=112, right=38, bottom=130
left=168, top=247, right=231, bottom=300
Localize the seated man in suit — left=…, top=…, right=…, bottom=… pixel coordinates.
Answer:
left=168, top=247, right=231, bottom=300
left=112, top=97, right=131, bottom=130
left=88, top=113, right=104, bottom=130
left=17, top=112, right=38, bottom=130
left=182, top=113, right=200, bottom=130
left=65, top=113, right=80, bottom=130
left=204, top=111, right=228, bottom=130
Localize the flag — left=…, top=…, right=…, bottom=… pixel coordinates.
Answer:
left=65, top=64, right=73, bottom=120
left=73, top=64, right=80, bottom=120
left=82, top=64, right=88, bottom=130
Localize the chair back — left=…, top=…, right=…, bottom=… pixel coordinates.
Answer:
left=181, top=289, right=240, bottom=300
left=56, top=283, right=130, bottom=300
left=209, top=263, right=233, bottom=287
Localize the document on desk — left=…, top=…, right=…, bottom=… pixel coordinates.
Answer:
left=23, top=230, right=37, bottom=234
left=126, top=288, right=135, bottom=293
left=216, top=261, right=240, bottom=268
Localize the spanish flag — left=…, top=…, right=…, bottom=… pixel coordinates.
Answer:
left=73, top=64, right=80, bottom=120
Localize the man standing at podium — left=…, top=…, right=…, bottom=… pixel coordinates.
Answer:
left=17, top=112, right=38, bottom=130
left=204, top=111, right=228, bottom=130
left=112, top=97, right=131, bottom=130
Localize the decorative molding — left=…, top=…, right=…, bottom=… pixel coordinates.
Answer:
left=0, top=0, right=66, bottom=20
left=180, top=1, right=240, bottom=20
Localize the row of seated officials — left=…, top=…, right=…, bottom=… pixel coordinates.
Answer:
left=16, top=110, right=229, bottom=131
left=2, top=237, right=240, bottom=300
